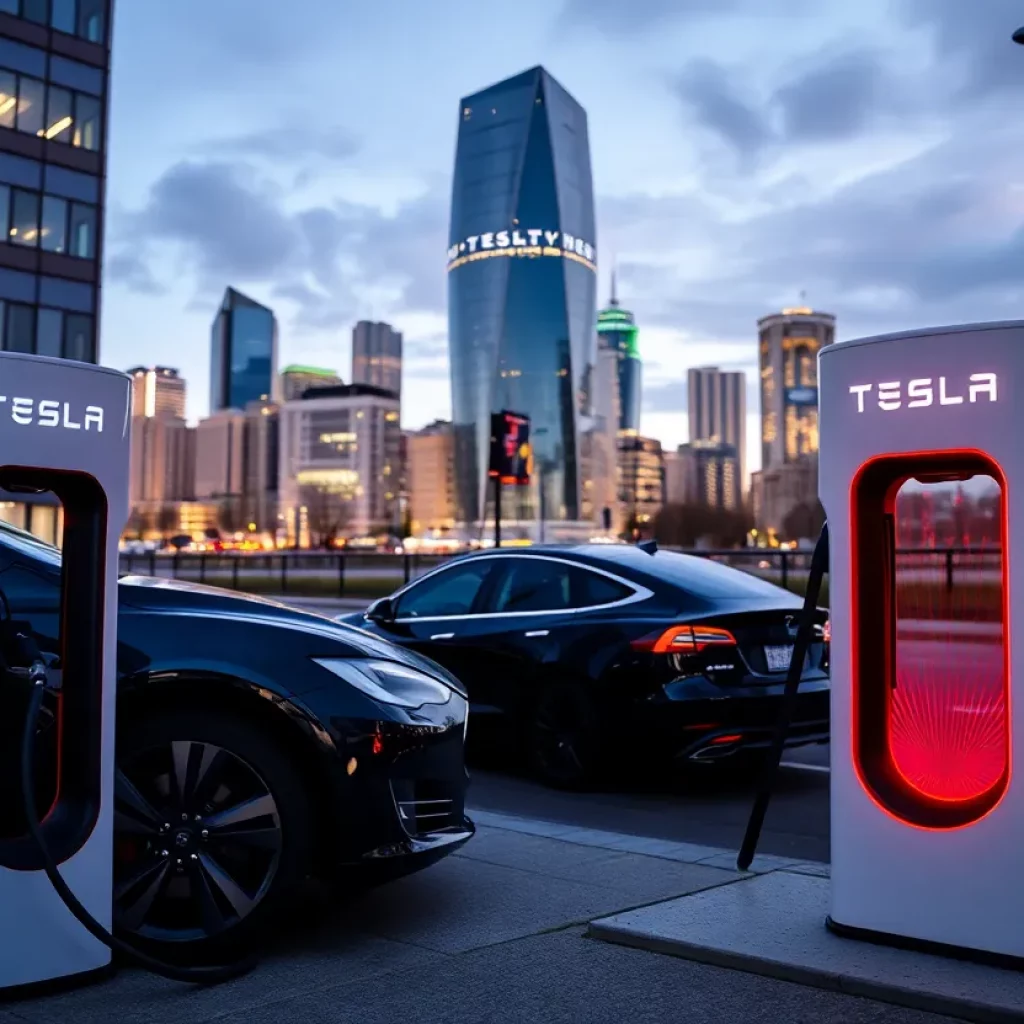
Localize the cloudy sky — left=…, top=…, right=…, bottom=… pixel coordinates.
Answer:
left=102, top=0, right=1024, bottom=477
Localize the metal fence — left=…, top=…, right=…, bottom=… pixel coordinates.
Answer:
left=117, top=546, right=1002, bottom=598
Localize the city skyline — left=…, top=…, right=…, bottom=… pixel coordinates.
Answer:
left=99, top=2, right=1022, bottom=483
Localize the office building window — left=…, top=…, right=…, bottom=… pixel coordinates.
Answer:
left=22, top=0, right=45, bottom=23
left=9, top=188, right=37, bottom=246
left=41, top=194, right=66, bottom=252
left=45, top=86, right=72, bottom=142
left=16, top=76, right=43, bottom=136
left=0, top=185, right=8, bottom=240
left=73, top=92, right=99, bottom=150
left=5, top=302, right=33, bottom=352
left=64, top=312, right=91, bottom=361
left=0, top=70, right=15, bottom=129
left=68, top=200, right=92, bottom=257
left=51, top=0, right=75, bottom=33
left=0, top=1, right=16, bottom=14
left=36, top=307, right=61, bottom=356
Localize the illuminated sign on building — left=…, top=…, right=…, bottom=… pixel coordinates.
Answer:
left=488, top=410, right=531, bottom=485
left=785, top=387, right=817, bottom=406
left=447, top=229, right=596, bottom=273
left=848, top=373, right=998, bottom=413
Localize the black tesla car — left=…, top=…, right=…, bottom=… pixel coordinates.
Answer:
left=339, top=543, right=829, bottom=789
left=0, top=520, right=472, bottom=963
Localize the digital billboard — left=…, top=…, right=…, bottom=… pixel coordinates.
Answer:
left=489, top=410, right=531, bottom=485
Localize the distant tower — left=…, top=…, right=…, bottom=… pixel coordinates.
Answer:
left=596, top=272, right=642, bottom=432
left=352, top=321, right=402, bottom=399
left=210, top=288, right=279, bottom=413
left=756, top=306, right=836, bottom=470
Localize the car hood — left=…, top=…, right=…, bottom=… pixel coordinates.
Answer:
left=118, top=576, right=465, bottom=693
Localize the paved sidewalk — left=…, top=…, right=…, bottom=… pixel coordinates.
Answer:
left=4, top=813, right=953, bottom=1024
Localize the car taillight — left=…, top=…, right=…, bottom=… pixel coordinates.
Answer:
left=822, top=619, right=831, bottom=644
left=631, top=625, right=737, bottom=654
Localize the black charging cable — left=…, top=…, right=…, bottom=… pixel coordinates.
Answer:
left=737, top=521, right=830, bottom=871
left=11, top=623, right=256, bottom=986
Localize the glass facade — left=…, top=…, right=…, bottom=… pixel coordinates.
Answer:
left=447, top=66, right=597, bottom=528
left=210, top=287, right=278, bottom=412
left=596, top=296, right=641, bottom=433
left=757, top=308, right=835, bottom=470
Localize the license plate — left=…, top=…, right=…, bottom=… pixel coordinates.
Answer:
left=765, top=644, right=794, bottom=672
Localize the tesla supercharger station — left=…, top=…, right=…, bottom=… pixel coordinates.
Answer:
left=0, top=353, right=129, bottom=991
left=819, top=321, right=1023, bottom=962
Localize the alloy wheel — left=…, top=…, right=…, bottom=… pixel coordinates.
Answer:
left=113, top=740, right=282, bottom=944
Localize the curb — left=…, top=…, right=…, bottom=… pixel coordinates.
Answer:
left=466, top=808, right=829, bottom=877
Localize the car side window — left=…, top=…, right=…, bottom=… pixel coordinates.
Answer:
left=570, top=567, right=634, bottom=608
left=0, top=561, right=60, bottom=615
left=492, top=559, right=573, bottom=613
left=394, top=562, right=492, bottom=619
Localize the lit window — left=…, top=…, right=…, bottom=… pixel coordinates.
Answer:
left=0, top=70, right=15, bottom=128
left=72, top=93, right=100, bottom=151
left=41, top=195, right=67, bottom=253
left=44, top=86, right=73, bottom=142
left=16, top=77, right=44, bottom=136
left=9, top=189, right=38, bottom=247
left=68, top=201, right=94, bottom=257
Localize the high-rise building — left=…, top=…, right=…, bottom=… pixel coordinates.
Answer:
left=241, top=398, right=279, bottom=533
left=210, top=287, right=278, bottom=413
left=668, top=440, right=740, bottom=511
left=407, top=420, right=455, bottom=536
left=129, top=415, right=195, bottom=506
left=128, top=365, right=186, bottom=419
left=589, top=342, right=620, bottom=530
left=447, top=66, right=597, bottom=540
left=281, top=364, right=341, bottom=401
left=278, top=384, right=401, bottom=544
left=757, top=306, right=835, bottom=470
left=618, top=434, right=664, bottom=531
left=687, top=366, right=746, bottom=506
left=194, top=409, right=245, bottom=505
left=0, top=2, right=113, bottom=545
left=351, top=320, right=401, bottom=398
left=596, top=274, right=641, bottom=433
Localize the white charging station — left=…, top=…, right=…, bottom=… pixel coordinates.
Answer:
left=819, top=321, right=1022, bottom=961
left=0, top=353, right=130, bottom=992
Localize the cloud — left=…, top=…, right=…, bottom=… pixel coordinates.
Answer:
left=104, top=251, right=166, bottom=295
left=201, top=125, right=360, bottom=164
left=114, top=158, right=449, bottom=343
left=558, top=0, right=810, bottom=34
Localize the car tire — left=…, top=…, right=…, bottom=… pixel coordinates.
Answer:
left=525, top=682, right=607, bottom=790
left=113, top=707, right=315, bottom=965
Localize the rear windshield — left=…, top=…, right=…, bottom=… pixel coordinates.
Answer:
left=616, top=549, right=800, bottom=602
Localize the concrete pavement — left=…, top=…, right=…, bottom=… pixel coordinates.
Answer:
left=5, top=812, right=957, bottom=1024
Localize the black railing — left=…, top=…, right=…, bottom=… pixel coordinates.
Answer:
left=117, top=545, right=1002, bottom=599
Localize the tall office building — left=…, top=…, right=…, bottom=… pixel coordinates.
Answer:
left=278, top=384, right=401, bottom=543
left=447, top=66, right=597, bottom=539
left=194, top=409, right=245, bottom=503
left=0, top=2, right=113, bottom=544
left=241, top=398, right=278, bottom=532
left=210, top=287, right=278, bottom=413
left=687, top=366, right=746, bottom=506
left=406, top=420, right=455, bottom=536
left=129, top=415, right=195, bottom=506
left=756, top=306, right=835, bottom=469
left=128, top=365, right=186, bottom=419
left=281, top=364, right=341, bottom=401
left=667, top=440, right=740, bottom=512
left=596, top=274, right=641, bottom=433
left=351, top=320, right=401, bottom=399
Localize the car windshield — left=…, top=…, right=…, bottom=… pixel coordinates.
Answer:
left=0, top=517, right=62, bottom=569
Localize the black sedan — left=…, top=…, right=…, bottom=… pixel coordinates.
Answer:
left=340, top=543, right=829, bottom=789
left=0, top=521, right=472, bottom=963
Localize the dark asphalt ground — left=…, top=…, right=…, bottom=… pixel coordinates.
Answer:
left=467, top=742, right=831, bottom=864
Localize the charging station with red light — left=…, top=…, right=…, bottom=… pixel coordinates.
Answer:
left=818, top=321, right=1021, bottom=962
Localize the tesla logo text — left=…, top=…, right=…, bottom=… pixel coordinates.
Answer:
left=0, top=396, right=103, bottom=431
left=849, top=373, right=997, bottom=413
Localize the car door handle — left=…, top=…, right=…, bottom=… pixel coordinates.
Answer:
left=430, top=632, right=455, bottom=640
left=524, top=630, right=549, bottom=637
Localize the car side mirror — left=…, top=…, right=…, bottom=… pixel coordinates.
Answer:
left=367, top=597, right=396, bottom=623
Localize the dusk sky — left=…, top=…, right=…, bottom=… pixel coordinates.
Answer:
left=102, top=0, right=1023, bottom=477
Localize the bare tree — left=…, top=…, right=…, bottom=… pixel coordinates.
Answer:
left=156, top=504, right=178, bottom=541
left=654, top=503, right=752, bottom=549
left=216, top=497, right=243, bottom=536
left=126, top=506, right=153, bottom=540
left=300, top=487, right=352, bottom=549
left=782, top=501, right=825, bottom=544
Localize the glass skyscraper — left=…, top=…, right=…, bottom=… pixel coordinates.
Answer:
left=210, top=287, right=278, bottom=413
left=447, top=66, right=597, bottom=532
left=596, top=274, right=641, bottom=434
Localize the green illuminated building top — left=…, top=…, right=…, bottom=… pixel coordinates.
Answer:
left=596, top=271, right=641, bottom=430
left=281, top=364, right=339, bottom=377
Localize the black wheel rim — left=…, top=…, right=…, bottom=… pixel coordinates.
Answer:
left=113, top=740, right=282, bottom=944
left=533, top=694, right=587, bottom=782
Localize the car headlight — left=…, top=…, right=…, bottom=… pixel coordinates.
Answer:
left=312, top=657, right=453, bottom=709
